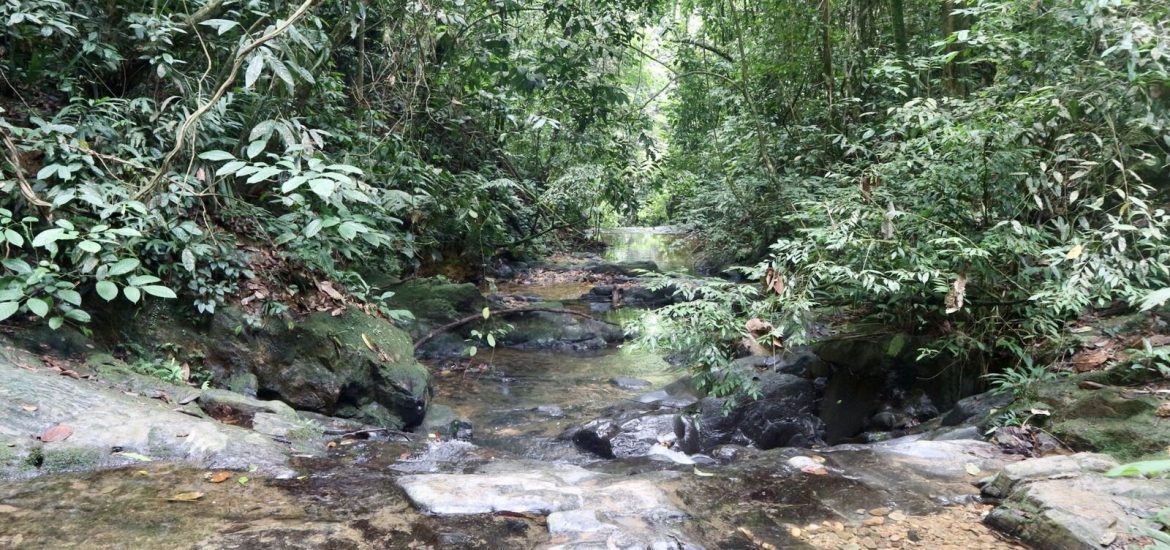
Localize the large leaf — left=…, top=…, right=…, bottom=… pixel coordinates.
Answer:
left=106, top=258, right=141, bottom=277
left=95, top=281, right=118, bottom=301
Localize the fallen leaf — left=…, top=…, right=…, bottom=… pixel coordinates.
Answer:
left=317, top=280, right=344, bottom=301
left=800, top=465, right=828, bottom=475
left=206, top=471, right=232, bottom=483
left=167, top=491, right=205, bottom=502
left=326, top=441, right=338, bottom=448
left=1157, top=403, right=1170, bottom=418
left=361, top=333, right=376, bottom=351
left=945, top=272, right=968, bottom=314
left=1066, top=243, right=1083, bottom=259
left=693, top=467, right=715, bottom=477
left=20, top=404, right=37, bottom=412
left=115, top=452, right=153, bottom=462
left=237, top=476, right=249, bottom=485
left=964, top=463, right=982, bottom=476
left=39, top=424, right=73, bottom=442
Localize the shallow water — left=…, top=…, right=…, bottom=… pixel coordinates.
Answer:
left=429, top=347, right=678, bottom=462
left=596, top=226, right=697, bottom=273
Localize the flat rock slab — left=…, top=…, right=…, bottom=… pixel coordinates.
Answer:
left=983, top=452, right=1170, bottom=549
left=0, top=344, right=293, bottom=478
left=987, top=473, right=1170, bottom=549
left=398, top=459, right=697, bottom=548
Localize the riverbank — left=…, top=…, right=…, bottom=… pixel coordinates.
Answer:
left=2, top=234, right=1170, bottom=549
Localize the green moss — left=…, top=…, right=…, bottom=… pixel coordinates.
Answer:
left=38, top=446, right=104, bottom=474
left=1023, top=380, right=1170, bottom=461
left=383, top=278, right=486, bottom=324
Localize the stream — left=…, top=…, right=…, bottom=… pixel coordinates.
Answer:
left=0, top=228, right=1025, bottom=549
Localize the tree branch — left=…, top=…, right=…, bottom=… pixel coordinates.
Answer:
left=413, top=307, right=619, bottom=351
left=134, top=0, right=320, bottom=200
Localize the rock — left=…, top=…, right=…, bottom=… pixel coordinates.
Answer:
left=382, top=278, right=488, bottom=326
left=0, top=342, right=293, bottom=479
left=635, top=376, right=702, bottom=409
left=532, top=405, right=565, bottom=418
left=985, top=465, right=1170, bottom=549
left=677, top=372, right=824, bottom=452
left=398, top=460, right=695, bottom=548
left=568, top=412, right=676, bottom=459
left=980, top=452, right=1118, bottom=500
left=610, top=377, right=652, bottom=390
left=420, top=404, right=473, bottom=441
left=581, top=260, right=660, bottom=276
left=207, top=307, right=431, bottom=430
left=1025, top=383, right=1170, bottom=460
left=197, top=388, right=297, bottom=421
left=499, top=310, right=624, bottom=351
left=941, top=391, right=1015, bottom=427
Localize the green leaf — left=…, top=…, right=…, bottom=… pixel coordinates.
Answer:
left=245, top=54, right=264, bottom=89
left=95, top=281, right=118, bottom=301
left=126, top=275, right=161, bottom=286
left=308, top=178, right=336, bottom=199
left=64, top=308, right=91, bottom=323
left=123, top=286, right=141, bottom=303
left=1141, top=288, right=1170, bottom=312
left=482, top=307, right=490, bottom=319
left=486, top=333, right=496, bottom=347
left=0, top=301, right=19, bottom=321
left=181, top=249, right=196, bottom=272
left=106, top=258, right=141, bottom=276
left=78, top=240, right=101, bottom=253
left=1106, top=460, right=1170, bottom=478
left=246, top=139, right=268, bottom=160
left=26, top=298, right=49, bottom=317
left=198, top=150, right=236, bottom=161
left=217, top=161, right=248, bottom=177
left=245, top=166, right=280, bottom=183
left=0, top=289, right=22, bottom=301
left=48, top=316, right=64, bottom=330
left=468, top=346, right=478, bottom=357
left=337, top=222, right=359, bottom=240
left=31, top=228, right=67, bottom=248
left=56, top=289, right=82, bottom=306
left=4, top=229, right=24, bottom=247
left=140, top=285, right=177, bottom=299
left=304, top=219, right=323, bottom=238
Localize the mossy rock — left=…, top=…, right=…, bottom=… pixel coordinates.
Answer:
left=383, top=277, right=487, bottom=326
left=208, top=307, right=431, bottom=429
left=1027, top=380, right=1170, bottom=461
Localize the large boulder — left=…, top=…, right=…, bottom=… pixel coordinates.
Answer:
left=207, top=307, right=431, bottom=429
left=1019, top=382, right=1170, bottom=461
left=675, top=372, right=824, bottom=453
left=565, top=410, right=676, bottom=459
left=0, top=342, right=294, bottom=479
left=983, top=453, right=1170, bottom=549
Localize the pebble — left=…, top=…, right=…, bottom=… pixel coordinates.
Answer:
left=888, top=511, right=906, bottom=522
left=862, top=517, right=885, bottom=527
left=868, top=507, right=891, bottom=517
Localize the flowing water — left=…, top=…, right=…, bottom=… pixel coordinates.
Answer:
left=0, top=228, right=1018, bottom=549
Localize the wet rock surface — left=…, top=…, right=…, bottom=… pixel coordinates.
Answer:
left=0, top=343, right=295, bottom=479
left=979, top=452, right=1170, bottom=549
left=398, top=459, right=696, bottom=548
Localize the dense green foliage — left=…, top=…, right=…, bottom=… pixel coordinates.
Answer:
left=1, top=0, right=659, bottom=324
left=642, top=0, right=1170, bottom=383
left=3, top=0, right=1169, bottom=390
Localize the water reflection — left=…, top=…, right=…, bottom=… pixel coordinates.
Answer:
left=595, top=226, right=696, bottom=273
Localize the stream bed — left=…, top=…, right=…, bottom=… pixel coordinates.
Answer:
left=0, top=228, right=1026, bottom=549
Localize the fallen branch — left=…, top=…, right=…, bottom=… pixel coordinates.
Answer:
left=413, top=307, right=619, bottom=351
